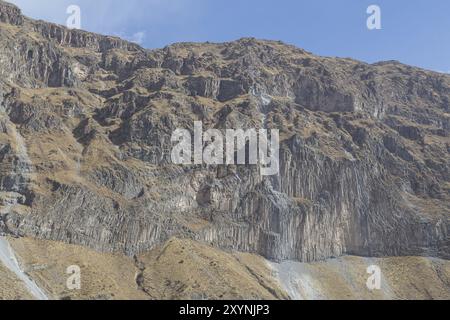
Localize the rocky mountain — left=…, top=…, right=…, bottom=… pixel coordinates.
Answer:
left=0, top=1, right=449, bottom=300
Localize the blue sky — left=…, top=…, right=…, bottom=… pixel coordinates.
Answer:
left=7, top=0, right=450, bottom=73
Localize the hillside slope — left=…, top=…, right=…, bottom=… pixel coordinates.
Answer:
left=0, top=0, right=448, bottom=270
left=2, top=237, right=449, bottom=300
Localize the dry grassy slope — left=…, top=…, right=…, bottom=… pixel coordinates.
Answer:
left=8, top=237, right=147, bottom=300
left=270, top=256, right=450, bottom=300
left=2, top=236, right=449, bottom=300
left=0, top=259, right=34, bottom=300
left=137, top=238, right=288, bottom=300
left=6, top=237, right=288, bottom=300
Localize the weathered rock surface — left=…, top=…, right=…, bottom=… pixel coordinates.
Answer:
left=0, top=1, right=448, bottom=264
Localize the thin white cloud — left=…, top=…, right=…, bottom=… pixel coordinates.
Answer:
left=128, top=31, right=146, bottom=45
left=114, top=30, right=146, bottom=45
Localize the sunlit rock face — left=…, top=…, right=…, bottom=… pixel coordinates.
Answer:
left=0, top=1, right=448, bottom=262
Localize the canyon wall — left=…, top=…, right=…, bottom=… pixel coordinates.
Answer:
left=0, top=1, right=448, bottom=262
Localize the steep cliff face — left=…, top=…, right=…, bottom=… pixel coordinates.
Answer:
left=0, top=1, right=448, bottom=263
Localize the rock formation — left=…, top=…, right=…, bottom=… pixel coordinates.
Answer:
left=0, top=1, right=448, bottom=267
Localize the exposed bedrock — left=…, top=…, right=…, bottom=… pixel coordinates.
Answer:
left=0, top=1, right=448, bottom=262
